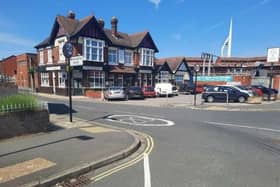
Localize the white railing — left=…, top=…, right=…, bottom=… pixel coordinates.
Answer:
left=0, top=102, right=48, bottom=113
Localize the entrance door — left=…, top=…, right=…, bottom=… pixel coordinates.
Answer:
left=52, top=72, right=56, bottom=94
left=73, top=79, right=83, bottom=95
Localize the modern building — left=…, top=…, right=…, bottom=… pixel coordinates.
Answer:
left=34, top=11, right=159, bottom=97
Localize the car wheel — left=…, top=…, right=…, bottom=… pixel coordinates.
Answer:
left=238, top=96, right=246, bottom=103
left=207, top=95, right=214, bottom=103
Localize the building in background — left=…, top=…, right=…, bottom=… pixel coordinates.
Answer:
left=34, top=11, right=158, bottom=98
left=0, top=55, right=17, bottom=82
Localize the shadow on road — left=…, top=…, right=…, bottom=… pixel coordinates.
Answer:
left=48, top=103, right=77, bottom=115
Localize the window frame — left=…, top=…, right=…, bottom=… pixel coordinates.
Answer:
left=108, top=47, right=118, bottom=65
left=140, top=48, right=154, bottom=66
left=58, top=72, right=66, bottom=88
left=40, top=72, right=49, bottom=87
left=84, top=37, right=105, bottom=62
left=87, top=71, right=105, bottom=89
left=39, top=49, right=44, bottom=65
left=47, top=47, right=53, bottom=64
left=124, top=50, right=133, bottom=66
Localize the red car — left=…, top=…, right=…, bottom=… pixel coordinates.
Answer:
left=142, top=86, right=156, bottom=98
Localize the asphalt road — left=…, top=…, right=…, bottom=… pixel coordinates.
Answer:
left=40, top=96, right=280, bottom=187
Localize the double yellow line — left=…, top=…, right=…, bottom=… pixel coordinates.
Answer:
left=91, top=131, right=154, bottom=182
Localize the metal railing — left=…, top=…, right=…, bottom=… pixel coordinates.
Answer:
left=0, top=102, right=48, bottom=113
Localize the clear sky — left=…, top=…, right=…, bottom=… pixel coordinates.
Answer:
left=0, top=0, right=279, bottom=59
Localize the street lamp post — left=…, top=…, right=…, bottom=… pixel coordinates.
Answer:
left=63, top=41, right=74, bottom=122
left=193, top=64, right=200, bottom=106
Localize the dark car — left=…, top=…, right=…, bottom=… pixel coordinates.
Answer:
left=251, top=85, right=278, bottom=95
left=127, top=86, right=144, bottom=99
left=202, top=85, right=250, bottom=103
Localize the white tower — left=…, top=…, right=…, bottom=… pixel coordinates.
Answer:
left=221, top=18, right=233, bottom=57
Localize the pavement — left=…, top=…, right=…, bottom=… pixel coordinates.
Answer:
left=0, top=114, right=141, bottom=187
left=36, top=92, right=280, bottom=112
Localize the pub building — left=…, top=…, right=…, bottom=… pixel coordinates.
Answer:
left=35, top=11, right=158, bottom=98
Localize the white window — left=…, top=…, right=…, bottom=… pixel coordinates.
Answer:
left=108, top=48, right=118, bottom=65
left=39, top=50, right=44, bottom=65
left=58, top=72, right=66, bottom=88
left=124, top=50, right=133, bottom=66
left=47, top=48, right=52, bottom=64
left=140, top=48, right=154, bottom=66
left=87, top=71, right=105, bottom=88
left=159, top=71, right=170, bottom=83
left=118, top=49, right=125, bottom=64
left=40, top=72, right=49, bottom=87
left=58, top=39, right=66, bottom=62
left=84, top=38, right=104, bottom=62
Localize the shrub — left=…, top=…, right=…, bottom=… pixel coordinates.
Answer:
left=0, top=94, right=39, bottom=112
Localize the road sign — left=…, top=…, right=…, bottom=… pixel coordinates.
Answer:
left=70, top=56, right=83, bottom=66
left=63, top=42, right=73, bottom=58
left=267, top=48, right=280, bottom=63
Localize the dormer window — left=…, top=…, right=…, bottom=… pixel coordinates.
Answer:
left=84, top=37, right=104, bottom=62
left=140, top=48, right=154, bottom=66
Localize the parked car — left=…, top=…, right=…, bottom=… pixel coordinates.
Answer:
left=178, top=84, right=203, bottom=94
left=246, top=86, right=263, bottom=96
left=155, top=83, right=173, bottom=96
left=202, top=85, right=250, bottom=103
left=127, top=86, right=144, bottom=99
left=142, top=86, right=156, bottom=98
left=234, top=85, right=254, bottom=97
left=251, top=85, right=278, bottom=100
left=104, top=87, right=127, bottom=100
left=172, top=86, right=178, bottom=96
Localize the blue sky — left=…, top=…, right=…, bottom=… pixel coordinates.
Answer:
left=0, top=0, right=279, bottom=59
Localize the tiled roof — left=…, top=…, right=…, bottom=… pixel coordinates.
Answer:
left=155, top=57, right=185, bottom=71
left=109, top=66, right=136, bottom=74
left=36, top=13, right=154, bottom=50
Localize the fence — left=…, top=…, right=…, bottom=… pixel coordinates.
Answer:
left=0, top=102, right=48, bottom=113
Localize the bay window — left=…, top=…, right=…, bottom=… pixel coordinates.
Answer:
left=84, top=38, right=104, bottom=62
left=118, top=49, right=125, bottom=64
left=108, top=48, right=117, bottom=65
left=124, top=50, right=133, bottom=66
left=140, top=48, right=154, bottom=66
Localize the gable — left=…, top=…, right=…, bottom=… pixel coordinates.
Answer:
left=178, top=63, right=187, bottom=71
left=138, top=33, right=159, bottom=52
left=73, top=18, right=107, bottom=41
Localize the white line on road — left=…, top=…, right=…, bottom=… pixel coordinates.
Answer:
left=144, top=153, right=151, bottom=187
left=116, top=111, right=165, bottom=118
left=204, top=121, right=280, bottom=133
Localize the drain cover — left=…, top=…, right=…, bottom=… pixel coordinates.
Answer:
left=56, top=175, right=91, bottom=187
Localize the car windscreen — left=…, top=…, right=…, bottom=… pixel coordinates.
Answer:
left=145, top=87, right=154, bottom=91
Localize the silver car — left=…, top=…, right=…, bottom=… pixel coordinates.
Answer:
left=104, top=87, right=127, bottom=100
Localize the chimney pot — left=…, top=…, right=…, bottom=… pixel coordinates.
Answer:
left=67, top=10, right=75, bottom=19
left=111, top=16, right=118, bottom=37
left=98, top=19, right=105, bottom=29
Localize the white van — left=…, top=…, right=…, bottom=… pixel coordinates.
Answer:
left=155, top=83, right=173, bottom=96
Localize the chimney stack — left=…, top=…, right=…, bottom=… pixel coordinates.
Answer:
left=67, top=10, right=75, bottom=19
left=98, top=19, right=105, bottom=29
left=111, top=16, right=118, bottom=37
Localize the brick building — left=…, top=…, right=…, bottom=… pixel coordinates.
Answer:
left=34, top=11, right=158, bottom=97
left=0, top=53, right=37, bottom=89
left=0, top=55, right=17, bottom=82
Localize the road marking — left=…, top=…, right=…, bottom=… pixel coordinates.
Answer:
left=0, top=158, right=56, bottom=184
left=117, top=111, right=165, bottom=118
left=144, top=153, right=151, bottom=187
left=204, top=121, right=280, bottom=133
left=91, top=132, right=154, bottom=182
left=105, top=114, right=175, bottom=127
left=80, top=126, right=119, bottom=134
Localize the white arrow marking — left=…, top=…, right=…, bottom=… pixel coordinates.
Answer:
left=144, top=153, right=151, bottom=187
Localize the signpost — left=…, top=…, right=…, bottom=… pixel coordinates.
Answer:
left=193, top=64, right=200, bottom=106
left=63, top=41, right=73, bottom=122
left=267, top=48, right=279, bottom=101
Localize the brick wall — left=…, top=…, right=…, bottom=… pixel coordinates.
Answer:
left=0, top=110, right=49, bottom=139
left=84, top=89, right=101, bottom=98
left=233, top=75, right=252, bottom=85
left=0, top=56, right=17, bottom=77
left=273, top=75, right=280, bottom=91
